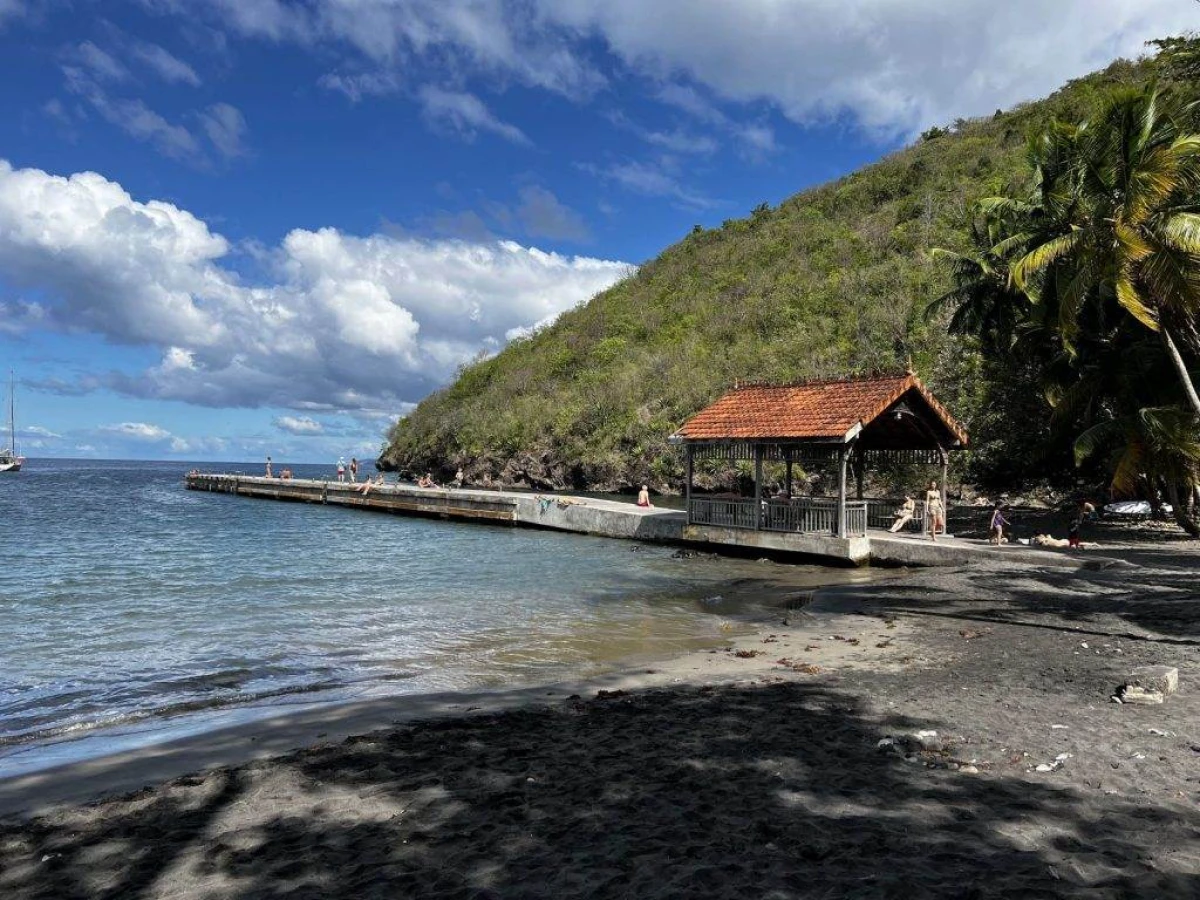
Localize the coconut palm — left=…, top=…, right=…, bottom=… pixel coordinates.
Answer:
left=1008, top=86, right=1200, bottom=417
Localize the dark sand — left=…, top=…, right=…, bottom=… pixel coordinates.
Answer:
left=1, top=545, right=1197, bottom=898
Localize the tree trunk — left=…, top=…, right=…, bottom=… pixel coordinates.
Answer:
left=1161, top=326, right=1200, bottom=418
left=1162, top=479, right=1200, bottom=537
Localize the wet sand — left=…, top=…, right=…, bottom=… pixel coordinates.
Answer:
left=1, top=548, right=1198, bottom=898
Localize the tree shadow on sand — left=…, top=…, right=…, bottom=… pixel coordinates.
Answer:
left=852, top=564, right=1200, bottom=644
left=2, top=679, right=1197, bottom=899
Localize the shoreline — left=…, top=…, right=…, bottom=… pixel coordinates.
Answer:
left=3, top=548, right=1197, bottom=897
left=0, top=572, right=905, bottom=820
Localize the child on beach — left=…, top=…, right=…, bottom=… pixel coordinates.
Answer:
left=988, top=502, right=1009, bottom=544
left=1067, top=500, right=1094, bottom=548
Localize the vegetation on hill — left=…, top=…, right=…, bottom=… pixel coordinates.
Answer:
left=933, top=64, right=1200, bottom=533
left=381, top=44, right=1196, bottom=510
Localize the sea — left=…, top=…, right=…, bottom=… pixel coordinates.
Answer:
left=0, top=458, right=873, bottom=777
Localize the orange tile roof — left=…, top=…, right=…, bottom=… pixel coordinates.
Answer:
left=673, top=373, right=968, bottom=445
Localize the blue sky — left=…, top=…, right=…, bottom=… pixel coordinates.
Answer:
left=0, top=0, right=1195, bottom=464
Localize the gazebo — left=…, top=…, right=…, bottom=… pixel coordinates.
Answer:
left=670, top=373, right=968, bottom=539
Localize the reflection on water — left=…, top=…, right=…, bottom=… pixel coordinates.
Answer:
left=0, top=459, right=879, bottom=774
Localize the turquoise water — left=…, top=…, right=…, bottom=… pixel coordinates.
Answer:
left=0, top=459, right=866, bottom=775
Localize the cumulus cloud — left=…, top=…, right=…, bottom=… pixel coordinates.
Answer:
left=274, top=415, right=325, bottom=435
left=0, top=160, right=632, bottom=412
left=418, top=87, right=530, bottom=146
left=196, top=0, right=1196, bottom=137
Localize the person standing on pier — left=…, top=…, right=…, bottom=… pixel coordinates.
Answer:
left=336, top=457, right=346, bottom=481
left=925, top=480, right=945, bottom=542
left=265, top=456, right=272, bottom=478
left=349, top=457, right=359, bottom=483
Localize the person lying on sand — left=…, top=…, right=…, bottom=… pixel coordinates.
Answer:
left=1032, top=533, right=1098, bottom=549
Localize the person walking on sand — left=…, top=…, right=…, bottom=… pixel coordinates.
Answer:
left=636, top=485, right=652, bottom=508
left=889, top=495, right=916, bottom=533
left=988, top=501, right=1010, bottom=544
left=349, top=457, right=359, bottom=483
left=925, top=479, right=945, bottom=542
left=265, top=455, right=272, bottom=478
left=336, top=457, right=346, bottom=482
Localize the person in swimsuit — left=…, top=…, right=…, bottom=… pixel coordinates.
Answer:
left=889, top=495, right=916, bottom=533
left=988, top=502, right=1009, bottom=544
left=636, top=485, right=652, bottom=507
left=925, top=479, right=945, bottom=542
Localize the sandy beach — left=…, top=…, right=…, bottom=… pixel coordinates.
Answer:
left=2, top=541, right=1198, bottom=899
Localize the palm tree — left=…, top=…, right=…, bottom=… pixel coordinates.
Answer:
left=1008, top=86, right=1200, bottom=418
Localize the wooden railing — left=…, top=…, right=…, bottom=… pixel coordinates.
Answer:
left=688, top=497, right=868, bottom=537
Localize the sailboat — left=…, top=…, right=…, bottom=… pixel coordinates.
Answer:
left=1, top=370, right=23, bottom=473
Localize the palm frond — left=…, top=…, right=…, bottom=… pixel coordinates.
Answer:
left=1011, top=230, right=1084, bottom=295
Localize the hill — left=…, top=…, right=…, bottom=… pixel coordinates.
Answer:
left=380, top=55, right=1161, bottom=493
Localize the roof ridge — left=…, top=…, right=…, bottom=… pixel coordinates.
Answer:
left=731, top=371, right=912, bottom=390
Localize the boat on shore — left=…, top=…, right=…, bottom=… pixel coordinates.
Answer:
left=1, top=369, right=24, bottom=473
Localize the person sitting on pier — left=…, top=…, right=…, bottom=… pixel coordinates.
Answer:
left=357, top=474, right=384, bottom=495
left=636, top=484, right=652, bottom=508
left=417, top=472, right=439, bottom=489
left=888, top=495, right=916, bottom=533
left=280, top=468, right=293, bottom=480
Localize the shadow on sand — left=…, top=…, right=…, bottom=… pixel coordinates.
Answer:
left=2, top=675, right=1197, bottom=899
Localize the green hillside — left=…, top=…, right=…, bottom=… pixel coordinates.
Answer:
left=380, top=56, right=1160, bottom=492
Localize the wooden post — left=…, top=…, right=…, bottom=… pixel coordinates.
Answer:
left=836, top=444, right=848, bottom=538
left=753, top=444, right=763, bottom=530
left=854, top=446, right=865, bottom=500
left=785, top=456, right=793, bottom=498
left=685, top=444, right=694, bottom=525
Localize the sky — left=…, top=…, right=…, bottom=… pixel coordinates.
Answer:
left=0, top=1, right=1196, bottom=464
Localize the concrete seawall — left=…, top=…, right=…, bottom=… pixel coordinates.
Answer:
left=185, top=474, right=1116, bottom=570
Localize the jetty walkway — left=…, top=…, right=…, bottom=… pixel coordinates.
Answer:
left=185, top=474, right=1112, bottom=569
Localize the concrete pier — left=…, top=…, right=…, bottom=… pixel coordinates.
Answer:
left=185, top=474, right=1117, bottom=569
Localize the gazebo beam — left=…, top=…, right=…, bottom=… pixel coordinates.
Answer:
left=753, top=444, right=763, bottom=531
left=836, top=444, right=848, bottom=538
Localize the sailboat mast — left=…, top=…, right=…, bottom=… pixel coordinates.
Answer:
left=7, top=369, right=13, bottom=454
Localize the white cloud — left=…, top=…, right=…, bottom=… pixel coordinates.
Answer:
left=275, top=415, right=325, bottom=435
left=0, top=160, right=632, bottom=412
left=198, top=102, right=249, bottom=158
left=102, top=421, right=172, bottom=441
left=210, top=0, right=603, bottom=99
left=418, top=87, right=530, bottom=145
left=23, top=425, right=62, bottom=439
left=0, top=0, right=24, bottom=25
left=539, top=0, right=1199, bottom=136
left=196, top=0, right=1197, bottom=137
left=67, top=41, right=130, bottom=83
left=131, top=40, right=202, bottom=86
left=585, top=157, right=716, bottom=210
